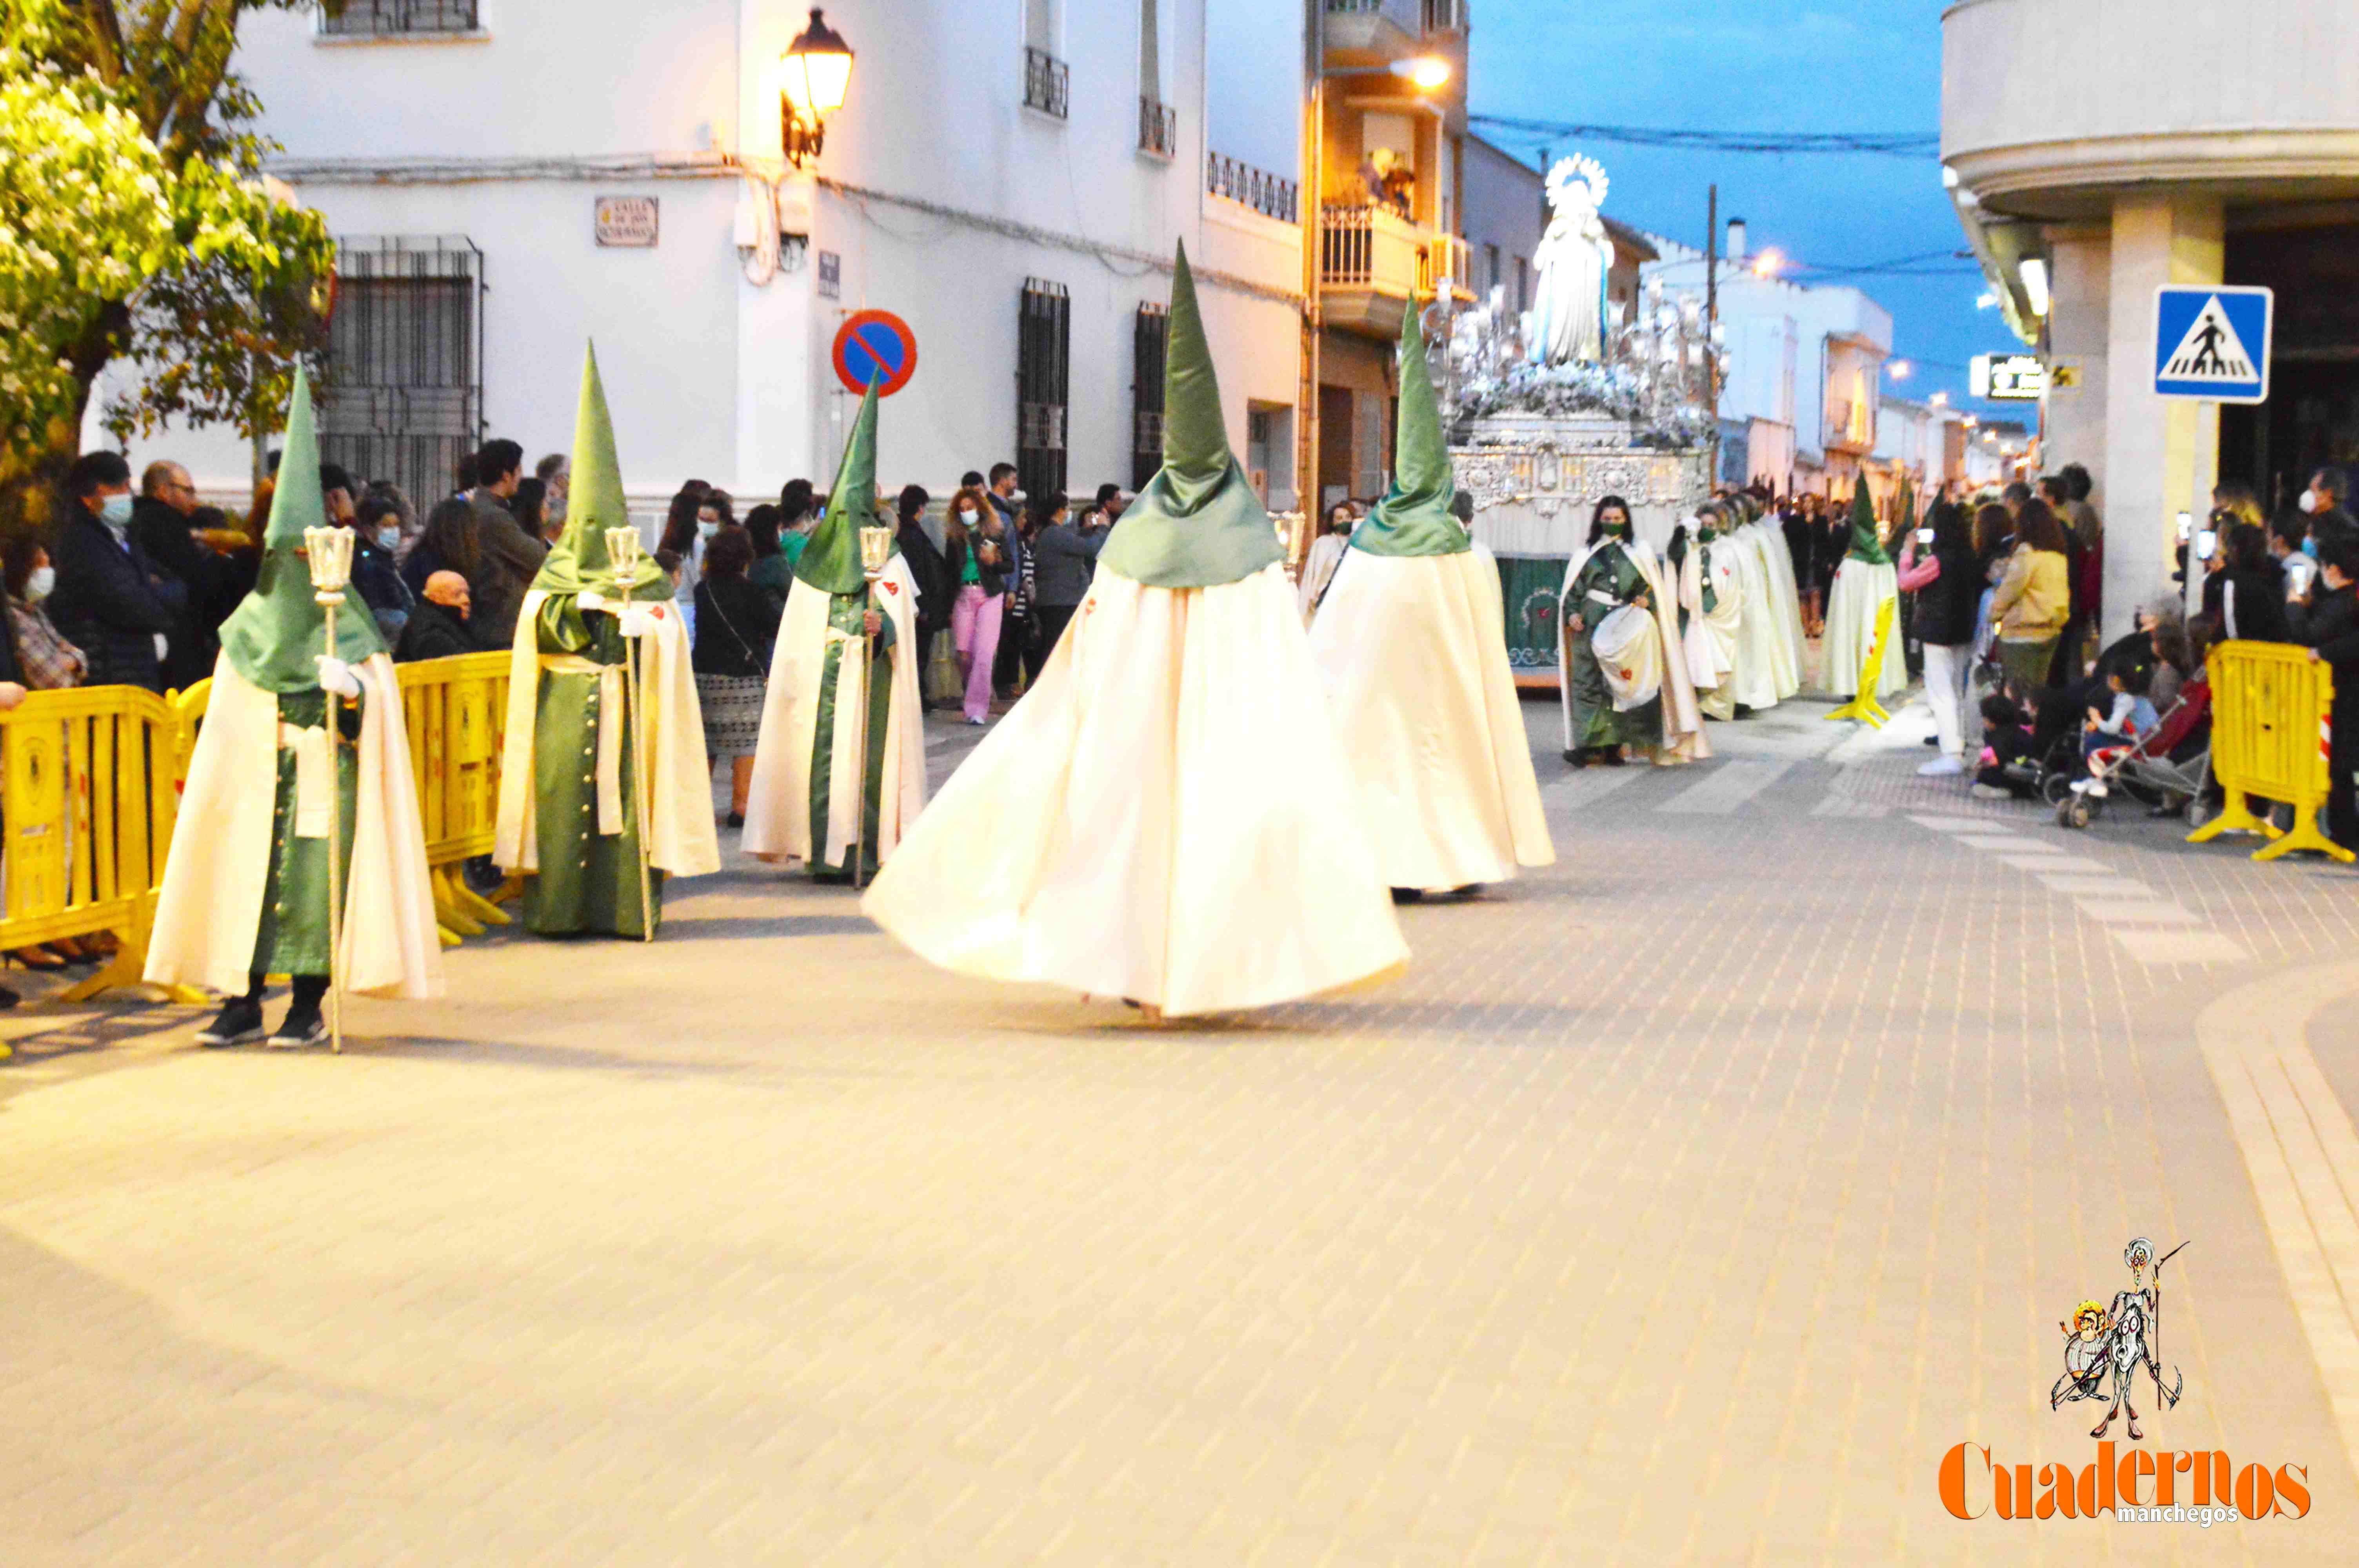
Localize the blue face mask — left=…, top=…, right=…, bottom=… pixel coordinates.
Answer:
left=2302, top=536, right=2321, bottom=560
left=99, top=493, right=133, bottom=528
left=376, top=525, right=402, bottom=552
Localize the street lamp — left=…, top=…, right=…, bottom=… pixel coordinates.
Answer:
left=1888, top=359, right=1912, bottom=381
left=1389, top=55, right=1452, bottom=90
left=780, top=8, right=854, bottom=168
left=1750, top=247, right=1783, bottom=278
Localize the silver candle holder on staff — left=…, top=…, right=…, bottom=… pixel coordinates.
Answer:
left=851, top=521, right=895, bottom=889
left=604, top=526, right=658, bottom=943
left=301, top=524, right=355, bottom=1054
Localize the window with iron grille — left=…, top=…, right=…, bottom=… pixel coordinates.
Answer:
left=1138, top=97, right=1177, bottom=158
left=1132, top=303, right=1168, bottom=490
left=1421, top=0, right=1464, bottom=33
left=319, top=0, right=482, bottom=36
left=316, top=236, right=484, bottom=512
left=1017, top=279, right=1071, bottom=502
left=1023, top=47, right=1070, bottom=118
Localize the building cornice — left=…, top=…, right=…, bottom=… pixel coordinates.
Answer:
left=1945, top=129, right=2359, bottom=218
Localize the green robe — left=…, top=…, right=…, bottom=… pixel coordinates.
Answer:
left=1563, top=540, right=1661, bottom=751
left=807, top=589, right=895, bottom=881
left=250, top=689, right=360, bottom=979
left=522, top=595, right=663, bottom=937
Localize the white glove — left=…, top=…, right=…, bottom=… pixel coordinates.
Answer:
left=576, top=589, right=608, bottom=613
left=315, top=656, right=362, bottom=698
left=618, top=604, right=659, bottom=640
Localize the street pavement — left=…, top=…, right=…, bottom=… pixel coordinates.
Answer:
left=5, top=691, right=2359, bottom=1565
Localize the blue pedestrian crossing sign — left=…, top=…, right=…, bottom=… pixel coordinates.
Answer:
left=2153, top=285, right=2272, bottom=404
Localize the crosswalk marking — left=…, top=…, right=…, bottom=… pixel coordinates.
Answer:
left=1912, top=814, right=2251, bottom=964
left=1950, top=833, right=2055, bottom=853
left=2034, top=875, right=2157, bottom=897
left=2074, top=900, right=2203, bottom=926
left=2113, top=929, right=2252, bottom=965
left=1657, top=760, right=1794, bottom=815
left=1540, top=765, right=1645, bottom=810
left=1998, top=854, right=2113, bottom=873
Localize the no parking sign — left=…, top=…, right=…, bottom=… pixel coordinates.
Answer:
left=832, top=310, right=918, bottom=396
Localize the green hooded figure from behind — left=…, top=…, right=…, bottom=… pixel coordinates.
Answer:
left=1352, top=297, right=1470, bottom=559
left=1845, top=478, right=1890, bottom=566
left=218, top=363, right=389, bottom=692
left=1096, top=242, right=1285, bottom=590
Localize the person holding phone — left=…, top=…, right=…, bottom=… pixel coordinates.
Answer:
left=1899, top=502, right=1982, bottom=774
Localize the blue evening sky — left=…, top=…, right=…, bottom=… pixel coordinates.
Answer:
left=1468, top=0, right=2019, bottom=422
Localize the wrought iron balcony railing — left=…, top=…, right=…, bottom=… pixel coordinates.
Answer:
left=1138, top=97, right=1177, bottom=158
left=1207, top=153, right=1299, bottom=224
left=1024, top=47, right=1070, bottom=119
left=320, top=0, right=481, bottom=35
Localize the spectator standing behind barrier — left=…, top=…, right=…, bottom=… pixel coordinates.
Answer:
left=2201, top=521, right=2290, bottom=644
left=395, top=571, right=480, bottom=662
left=346, top=488, right=418, bottom=643
left=777, top=478, right=817, bottom=572
left=985, top=463, right=1030, bottom=698
left=47, top=450, right=180, bottom=692
left=511, top=476, right=554, bottom=546
left=1987, top=498, right=2071, bottom=697
left=942, top=484, right=1006, bottom=726
left=2290, top=537, right=2359, bottom=848
left=131, top=459, right=239, bottom=688
left=3, top=534, right=86, bottom=691
left=745, top=504, right=794, bottom=606
left=2271, top=508, right=2319, bottom=604
left=1900, top=501, right=1980, bottom=776
left=894, top=485, right=951, bottom=705
left=692, top=527, right=781, bottom=828
left=465, top=438, right=548, bottom=649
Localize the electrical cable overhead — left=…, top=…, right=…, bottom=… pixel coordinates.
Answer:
left=1470, top=114, right=1939, bottom=158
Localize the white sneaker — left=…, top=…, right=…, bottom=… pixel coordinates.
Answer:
left=1917, top=756, right=1964, bottom=777
left=1970, top=783, right=2010, bottom=801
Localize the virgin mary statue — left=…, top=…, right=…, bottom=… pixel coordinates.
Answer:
left=1524, top=155, right=1615, bottom=366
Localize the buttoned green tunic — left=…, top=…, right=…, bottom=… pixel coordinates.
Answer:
left=521, top=596, right=663, bottom=938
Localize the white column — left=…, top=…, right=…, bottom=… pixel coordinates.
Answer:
left=2041, top=223, right=2110, bottom=499
left=2099, top=195, right=2222, bottom=642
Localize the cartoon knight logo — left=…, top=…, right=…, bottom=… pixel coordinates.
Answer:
left=2052, top=1237, right=2186, bottom=1440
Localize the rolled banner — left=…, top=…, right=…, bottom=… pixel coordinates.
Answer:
left=1592, top=602, right=1664, bottom=711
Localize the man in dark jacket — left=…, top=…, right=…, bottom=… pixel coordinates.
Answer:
left=463, top=437, right=547, bottom=648
left=47, top=450, right=182, bottom=692
left=985, top=462, right=1029, bottom=698
left=395, top=570, right=481, bottom=662
left=1029, top=496, right=1107, bottom=670
left=131, top=459, right=243, bottom=688
left=893, top=487, right=951, bottom=708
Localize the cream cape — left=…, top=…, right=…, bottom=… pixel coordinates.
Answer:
left=1743, top=519, right=1806, bottom=699
left=1824, top=557, right=1905, bottom=699
left=742, top=555, right=928, bottom=868
left=1724, top=528, right=1783, bottom=711
left=861, top=561, right=1408, bottom=1016
left=1298, top=532, right=1349, bottom=621
left=1678, top=538, right=1741, bottom=692
left=1557, top=538, right=1710, bottom=764
left=493, top=590, right=721, bottom=877
left=145, top=655, right=442, bottom=999
left=1308, top=544, right=1554, bottom=891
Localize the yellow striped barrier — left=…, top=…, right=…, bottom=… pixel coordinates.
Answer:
left=396, top=652, right=517, bottom=940
left=0, top=685, right=207, bottom=1045
left=2190, top=639, right=2352, bottom=864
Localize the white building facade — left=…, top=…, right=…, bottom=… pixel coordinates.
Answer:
left=109, top=0, right=1308, bottom=519
left=1944, top=0, right=2359, bottom=637
left=1642, top=225, right=1894, bottom=497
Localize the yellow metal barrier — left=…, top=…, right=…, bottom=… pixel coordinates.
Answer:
left=396, top=651, right=515, bottom=940
left=2189, top=639, right=2353, bottom=863
left=0, top=685, right=207, bottom=1039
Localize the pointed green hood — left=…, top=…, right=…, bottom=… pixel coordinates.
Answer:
left=532, top=342, right=667, bottom=600
left=1845, top=479, right=1889, bottom=566
left=218, top=364, right=388, bottom=693
left=1095, top=243, right=1285, bottom=589
left=1353, top=299, right=1469, bottom=558
left=797, top=380, right=885, bottom=596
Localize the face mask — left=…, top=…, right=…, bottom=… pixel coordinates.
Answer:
left=698, top=519, right=720, bottom=538
left=2303, top=535, right=2321, bottom=560
left=25, top=566, right=54, bottom=603
left=376, top=525, right=402, bottom=551
left=547, top=494, right=567, bottom=523
left=958, top=509, right=977, bottom=524
left=99, top=493, right=133, bottom=528
left=2300, top=489, right=2319, bottom=514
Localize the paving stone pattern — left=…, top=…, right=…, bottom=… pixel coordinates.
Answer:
left=5, top=697, right=2359, bottom=1565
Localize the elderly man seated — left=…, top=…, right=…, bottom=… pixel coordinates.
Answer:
left=394, top=570, right=480, bottom=662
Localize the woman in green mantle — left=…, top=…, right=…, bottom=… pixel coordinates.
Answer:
left=1557, top=495, right=1663, bottom=766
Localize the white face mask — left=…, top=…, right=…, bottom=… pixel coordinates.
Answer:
left=2300, top=489, right=2319, bottom=514
left=698, top=519, right=720, bottom=538
left=376, top=525, right=401, bottom=551
left=25, top=565, right=55, bottom=603
left=958, top=509, right=977, bottom=524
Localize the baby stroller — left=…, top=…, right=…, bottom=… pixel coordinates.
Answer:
left=2053, top=677, right=2213, bottom=829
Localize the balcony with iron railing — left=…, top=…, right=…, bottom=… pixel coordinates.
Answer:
left=1138, top=97, right=1176, bottom=159
left=1323, top=0, right=1461, bottom=67
left=1318, top=203, right=1471, bottom=336
left=1207, top=153, right=1299, bottom=224
left=319, top=0, right=481, bottom=35
left=1023, top=47, right=1070, bottom=119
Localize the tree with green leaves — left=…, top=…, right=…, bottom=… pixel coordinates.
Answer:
left=0, top=0, right=334, bottom=528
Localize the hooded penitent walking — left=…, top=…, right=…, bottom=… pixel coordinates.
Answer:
left=1557, top=498, right=1710, bottom=766
left=494, top=345, right=720, bottom=936
left=1823, top=480, right=1904, bottom=701
left=1307, top=303, right=1553, bottom=897
left=148, top=367, right=442, bottom=1045
left=1677, top=505, right=1743, bottom=722
left=743, top=382, right=927, bottom=880
left=861, top=243, right=1407, bottom=1017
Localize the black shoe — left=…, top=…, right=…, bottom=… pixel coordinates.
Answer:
left=1561, top=748, right=1587, bottom=768
left=1734, top=704, right=1756, bottom=719
left=0, top=984, right=18, bottom=1010
left=726, top=811, right=745, bottom=829
left=1448, top=884, right=1484, bottom=899
left=267, top=1005, right=327, bottom=1048
left=1390, top=888, right=1426, bottom=905
left=1923, top=735, right=1941, bottom=746
left=198, top=998, right=265, bottom=1047
left=1599, top=748, right=1627, bottom=766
